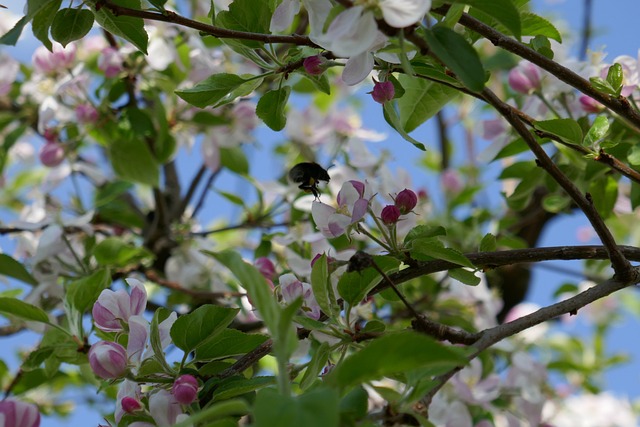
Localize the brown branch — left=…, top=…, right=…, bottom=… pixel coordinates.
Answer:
left=98, top=0, right=317, bottom=47
left=481, top=87, right=634, bottom=281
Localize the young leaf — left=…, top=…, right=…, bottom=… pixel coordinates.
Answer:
left=448, top=268, right=481, bottom=286
left=299, top=342, right=331, bottom=390
left=51, top=8, right=94, bottom=47
left=479, top=233, right=497, bottom=252
left=220, top=146, right=249, bottom=175
left=383, top=102, right=427, bottom=151
left=606, top=63, right=624, bottom=96
left=424, top=26, right=486, bottom=92
left=583, top=115, right=610, bottom=149
left=65, top=268, right=111, bottom=314
left=170, top=305, right=239, bottom=353
left=310, top=254, right=333, bottom=317
left=396, top=74, right=458, bottom=133
left=325, top=331, right=466, bottom=389
left=337, top=256, right=401, bottom=308
left=256, top=87, right=290, bottom=131
left=409, top=238, right=475, bottom=268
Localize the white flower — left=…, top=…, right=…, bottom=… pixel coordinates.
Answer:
left=379, top=0, right=431, bottom=28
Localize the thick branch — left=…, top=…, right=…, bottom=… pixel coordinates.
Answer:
left=481, top=88, right=634, bottom=281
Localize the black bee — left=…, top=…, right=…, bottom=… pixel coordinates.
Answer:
left=288, top=162, right=330, bottom=199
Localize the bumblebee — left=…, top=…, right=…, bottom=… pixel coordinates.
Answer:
left=288, top=162, right=330, bottom=199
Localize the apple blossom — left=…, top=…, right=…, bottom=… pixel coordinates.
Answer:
left=148, top=389, right=185, bottom=427
left=369, top=80, right=395, bottom=104
left=98, top=47, right=125, bottom=78
left=303, top=55, right=327, bottom=76
left=0, top=399, right=40, bottom=427
left=380, top=205, right=401, bottom=224
left=394, top=189, right=418, bottom=214
left=115, top=380, right=143, bottom=423
left=75, top=103, right=99, bottom=124
left=279, top=273, right=321, bottom=320
left=508, top=61, right=542, bottom=94
left=0, top=52, right=19, bottom=96
left=172, top=374, right=199, bottom=404
left=92, top=278, right=147, bottom=332
left=270, top=0, right=301, bottom=32
left=121, top=397, right=143, bottom=414
left=32, top=43, right=76, bottom=75
left=38, top=141, right=65, bottom=167
left=312, top=180, right=369, bottom=238
left=579, top=95, right=603, bottom=113
left=254, top=257, right=276, bottom=281
left=88, top=341, right=128, bottom=379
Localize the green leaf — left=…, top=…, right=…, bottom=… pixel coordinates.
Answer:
left=533, top=118, right=583, bottom=145
left=93, top=237, right=151, bottom=267
left=51, top=8, right=94, bottom=47
left=254, top=387, right=340, bottom=427
left=220, top=146, right=249, bottom=175
left=424, top=26, right=486, bottom=92
left=451, top=0, right=521, bottom=38
left=92, top=0, right=148, bottom=53
left=409, top=238, right=474, bottom=268
left=479, top=233, right=496, bottom=252
left=150, top=308, right=174, bottom=372
left=542, top=194, right=570, bottom=213
left=519, top=12, right=562, bottom=43
left=339, top=386, right=369, bottom=422
left=176, top=74, right=251, bottom=108
left=0, top=16, right=30, bottom=46
left=337, top=256, right=401, bottom=308
left=0, top=297, right=50, bottom=324
left=606, top=63, right=624, bottom=95
left=256, top=87, right=290, bottom=131
left=207, top=250, right=280, bottom=332
left=172, top=399, right=249, bottom=427
left=589, top=175, right=618, bottom=219
left=0, top=254, right=38, bottom=286
left=212, top=376, right=276, bottom=401
left=32, top=0, right=62, bottom=50
left=170, top=305, right=239, bottom=353
left=215, top=0, right=271, bottom=47
left=325, top=331, right=466, bottom=389
left=383, top=101, right=427, bottom=151
left=404, top=225, right=447, bottom=244
left=590, top=76, right=618, bottom=96
left=300, top=342, right=331, bottom=390
left=529, top=35, right=554, bottom=59
left=448, top=268, right=481, bottom=286
left=583, top=115, right=610, bottom=148
left=310, top=254, right=334, bottom=317
left=1, top=0, right=59, bottom=46
left=396, top=73, right=458, bottom=133
left=628, top=145, right=640, bottom=166
left=195, top=329, right=268, bottom=361
left=65, top=268, right=111, bottom=314
left=108, top=137, right=159, bottom=187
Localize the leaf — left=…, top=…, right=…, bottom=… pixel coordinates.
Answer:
left=396, top=74, right=458, bottom=133
left=583, top=115, right=610, bottom=148
left=589, top=175, right=618, bottom=219
left=0, top=297, right=50, bottom=324
left=606, top=63, right=624, bottom=95
left=325, top=331, right=466, bottom=389
left=337, top=256, right=401, bottom=308
left=1, top=0, right=58, bottom=46
left=533, top=118, right=583, bottom=146
left=195, top=329, right=268, bottom=361
left=383, top=101, right=427, bottom=151
left=207, top=250, right=280, bottom=332
left=220, top=146, right=249, bottom=175
left=215, top=0, right=271, bottom=47
left=93, top=237, right=150, bottom=267
left=542, top=193, right=570, bottom=213
left=479, top=233, right=496, bottom=252
left=452, top=0, right=521, bottom=38
left=170, top=305, right=239, bottom=353
left=448, top=268, right=481, bottom=286
left=150, top=308, right=174, bottom=372
left=424, top=26, right=486, bottom=92
left=409, top=238, right=474, bottom=268
left=254, top=387, right=339, bottom=427
left=300, top=342, right=331, bottom=390
left=0, top=254, right=38, bottom=286
left=404, top=225, right=447, bottom=244
left=51, top=8, right=94, bottom=47
left=176, top=74, right=251, bottom=108
left=108, top=137, right=159, bottom=187
left=32, top=0, right=62, bottom=50
left=256, top=87, right=290, bottom=131
left=212, top=376, right=275, bottom=401
left=310, top=254, right=334, bottom=317
left=172, top=399, right=249, bottom=427
left=65, top=268, right=111, bottom=314
left=92, top=0, right=148, bottom=53
left=0, top=16, right=29, bottom=46
left=519, top=12, right=562, bottom=43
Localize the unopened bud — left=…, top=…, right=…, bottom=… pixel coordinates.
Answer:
left=394, top=189, right=418, bottom=214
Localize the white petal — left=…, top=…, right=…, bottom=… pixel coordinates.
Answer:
left=342, top=52, right=374, bottom=86
left=379, top=0, right=431, bottom=28
left=270, top=0, right=301, bottom=32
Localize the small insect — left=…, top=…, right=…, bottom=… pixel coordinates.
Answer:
left=288, top=162, right=330, bottom=199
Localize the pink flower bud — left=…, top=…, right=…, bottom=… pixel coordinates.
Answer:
left=381, top=205, right=401, bottom=225
left=441, top=169, right=463, bottom=193
left=39, top=141, right=65, bottom=167
left=303, top=55, right=326, bottom=76
left=88, top=341, right=128, bottom=379
left=76, top=104, right=99, bottom=124
left=121, top=397, right=143, bottom=414
left=508, top=61, right=541, bottom=94
left=98, top=47, right=125, bottom=78
left=172, top=374, right=199, bottom=405
left=394, top=189, right=418, bottom=214
left=254, top=257, right=276, bottom=281
left=0, top=399, right=41, bottom=427
left=579, top=95, right=603, bottom=113
left=369, top=80, right=395, bottom=104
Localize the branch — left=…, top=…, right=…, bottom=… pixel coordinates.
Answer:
left=98, top=0, right=317, bottom=47
left=481, top=87, right=634, bottom=281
